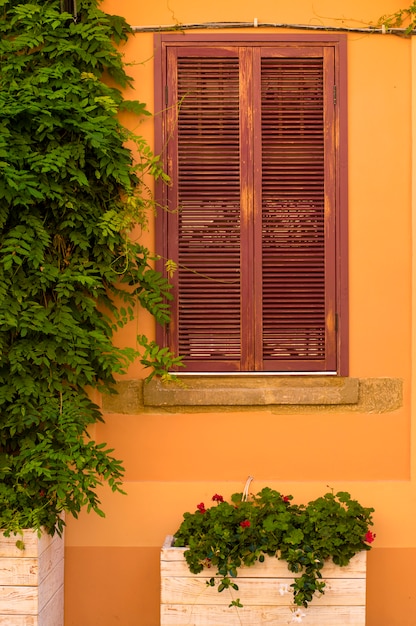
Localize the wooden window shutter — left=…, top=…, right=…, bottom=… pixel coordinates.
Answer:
left=258, top=48, right=337, bottom=371
left=160, top=39, right=344, bottom=373
left=165, top=48, right=242, bottom=371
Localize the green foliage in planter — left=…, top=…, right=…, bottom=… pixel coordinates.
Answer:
left=0, top=0, right=181, bottom=535
left=174, top=487, right=375, bottom=609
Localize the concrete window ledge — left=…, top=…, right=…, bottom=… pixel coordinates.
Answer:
left=144, top=376, right=359, bottom=407
left=102, top=377, right=403, bottom=414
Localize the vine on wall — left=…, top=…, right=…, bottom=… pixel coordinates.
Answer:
left=0, top=0, right=180, bottom=535
left=378, top=1, right=416, bottom=32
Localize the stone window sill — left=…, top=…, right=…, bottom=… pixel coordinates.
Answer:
left=137, top=376, right=402, bottom=413
left=102, top=377, right=402, bottom=414
left=144, top=376, right=359, bottom=406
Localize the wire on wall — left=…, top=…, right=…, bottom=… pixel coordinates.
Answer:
left=131, top=20, right=415, bottom=36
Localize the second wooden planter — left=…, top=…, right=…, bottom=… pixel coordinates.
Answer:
left=161, top=535, right=366, bottom=625
left=0, top=529, right=64, bottom=625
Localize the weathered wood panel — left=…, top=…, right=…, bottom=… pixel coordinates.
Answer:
left=0, top=558, right=38, bottom=587
left=0, top=585, right=38, bottom=615
left=0, top=530, right=64, bottom=625
left=162, top=576, right=366, bottom=606
left=161, top=536, right=366, bottom=577
left=161, top=536, right=367, bottom=626
left=38, top=584, right=64, bottom=626
left=0, top=615, right=37, bottom=626
left=38, top=558, right=64, bottom=613
left=0, top=532, right=53, bottom=560
left=161, top=604, right=366, bottom=626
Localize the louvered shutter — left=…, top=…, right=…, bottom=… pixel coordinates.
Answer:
left=163, top=42, right=340, bottom=373
left=258, top=48, right=336, bottom=371
left=166, top=49, right=242, bottom=371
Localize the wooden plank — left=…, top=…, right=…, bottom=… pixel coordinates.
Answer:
left=0, top=558, right=38, bottom=587
left=161, top=575, right=365, bottom=606
left=162, top=535, right=175, bottom=550
left=38, top=533, right=64, bottom=584
left=161, top=554, right=366, bottom=579
left=161, top=537, right=367, bottom=578
left=38, top=558, right=64, bottom=612
left=0, top=533, right=64, bottom=588
left=161, top=604, right=366, bottom=626
left=0, top=533, right=42, bottom=560
left=0, top=585, right=37, bottom=615
left=0, top=615, right=37, bottom=625
left=0, top=530, right=60, bottom=560
left=38, top=584, right=64, bottom=626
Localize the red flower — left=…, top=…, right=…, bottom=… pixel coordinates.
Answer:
left=197, top=502, right=206, bottom=514
left=212, top=494, right=224, bottom=502
left=282, top=495, right=290, bottom=503
left=364, top=530, right=376, bottom=543
left=240, top=519, right=251, bottom=528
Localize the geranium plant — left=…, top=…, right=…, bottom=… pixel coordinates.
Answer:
left=173, top=483, right=375, bottom=611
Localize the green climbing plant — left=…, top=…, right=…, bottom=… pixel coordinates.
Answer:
left=0, top=0, right=181, bottom=536
left=377, top=1, right=416, bottom=33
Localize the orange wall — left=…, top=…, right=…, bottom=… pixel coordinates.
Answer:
left=64, top=1, right=416, bottom=624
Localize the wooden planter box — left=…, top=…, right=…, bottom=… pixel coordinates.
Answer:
left=0, top=530, right=64, bottom=626
left=161, top=536, right=366, bottom=625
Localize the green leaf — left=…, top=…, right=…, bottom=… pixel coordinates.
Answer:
left=0, top=0, right=172, bottom=538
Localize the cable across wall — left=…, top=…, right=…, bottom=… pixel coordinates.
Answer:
left=132, top=20, right=415, bottom=36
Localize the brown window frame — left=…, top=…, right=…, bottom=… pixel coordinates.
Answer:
left=154, top=34, right=348, bottom=375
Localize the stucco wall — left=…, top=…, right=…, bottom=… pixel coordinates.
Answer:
left=64, top=1, right=415, bottom=624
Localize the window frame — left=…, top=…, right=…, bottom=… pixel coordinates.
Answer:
left=154, top=33, right=348, bottom=376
